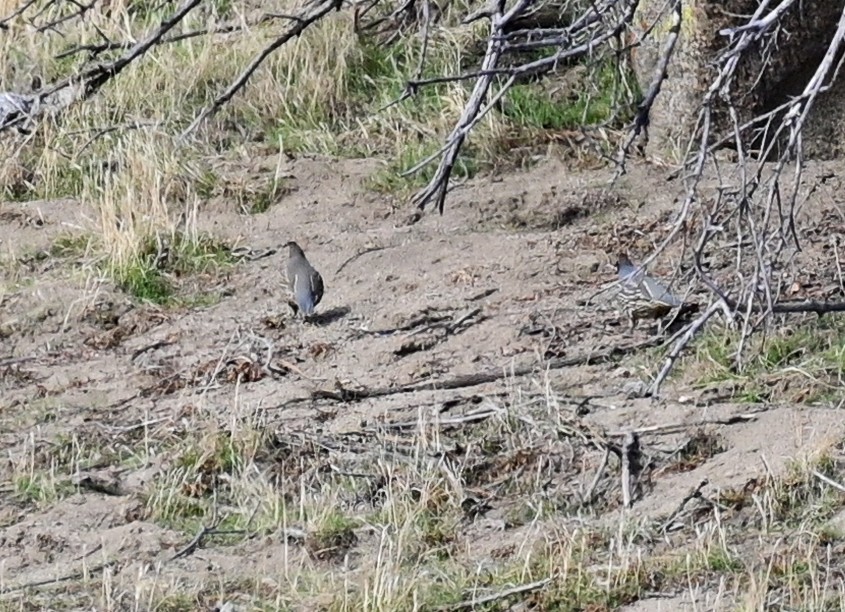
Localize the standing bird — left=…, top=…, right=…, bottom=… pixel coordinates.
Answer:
left=284, top=241, right=324, bottom=318
left=615, top=253, right=697, bottom=328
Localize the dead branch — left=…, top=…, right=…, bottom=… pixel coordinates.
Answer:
left=179, top=0, right=343, bottom=141
left=620, top=431, right=640, bottom=508
left=53, top=11, right=302, bottom=60
left=0, top=0, right=204, bottom=134
left=649, top=301, right=722, bottom=396
left=78, top=0, right=204, bottom=100
left=35, top=0, right=97, bottom=33
left=614, top=0, right=680, bottom=172
left=405, top=0, right=520, bottom=215
left=0, top=0, right=40, bottom=27
left=283, top=337, right=661, bottom=406
left=404, top=0, right=640, bottom=216
left=637, top=1, right=845, bottom=389
left=442, top=578, right=551, bottom=611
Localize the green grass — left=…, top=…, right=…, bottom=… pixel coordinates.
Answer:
left=503, top=61, right=625, bottom=131
left=246, top=176, right=287, bottom=214
left=107, top=232, right=235, bottom=304
left=678, top=316, right=845, bottom=405
left=365, top=140, right=480, bottom=194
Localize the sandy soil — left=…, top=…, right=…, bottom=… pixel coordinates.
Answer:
left=2, top=154, right=844, bottom=609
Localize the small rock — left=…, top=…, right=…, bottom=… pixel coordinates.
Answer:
left=621, top=380, right=648, bottom=398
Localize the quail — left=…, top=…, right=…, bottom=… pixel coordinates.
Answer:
left=284, top=241, right=324, bottom=317
left=615, top=253, right=697, bottom=328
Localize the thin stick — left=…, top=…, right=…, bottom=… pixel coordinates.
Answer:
left=812, top=470, right=845, bottom=495
left=179, top=0, right=343, bottom=140
left=658, top=479, right=709, bottom=532
left=649, top=301, right=721, bottom=396
left=443, top=578, right=551, bottom=611
left=583, top=446, right=610, bottom=505
left=621, top=432, right=640, bottom=509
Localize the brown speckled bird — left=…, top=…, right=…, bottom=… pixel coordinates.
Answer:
left=615, top=253, right=698, bottom=327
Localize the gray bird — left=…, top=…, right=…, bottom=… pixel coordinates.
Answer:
left=284, top=241, right=324, bottom=317
left=615, top=253, right=697, bottom=328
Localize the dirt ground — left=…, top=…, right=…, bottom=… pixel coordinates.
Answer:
left=2, top=155, right=845, bottom=609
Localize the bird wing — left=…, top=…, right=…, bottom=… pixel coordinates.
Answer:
left=639, top=275, right=683, bottom=306
left=293, top=272, right=316, bottom=312
left=285, top=259, right=298, bottom=292
left=310, top=269, right=324, bottom=307
left=619, top=266, right=683, bottom=307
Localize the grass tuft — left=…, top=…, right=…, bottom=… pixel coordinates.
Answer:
left=674, top=316, right=845, bottom=405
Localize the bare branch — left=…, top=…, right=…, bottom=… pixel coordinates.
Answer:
left=178, top=0, right=343, bottom=141
left=0, top=0, right=40, bottom=27
left=53, top=11, right=302, bottom=60
left=638, top=0, right=845, bottom=389
left=615, top=0, right=680, bottom=173
left=407, top=0, right=640, bottom=216
left=1, top=0, right=205, bottom=134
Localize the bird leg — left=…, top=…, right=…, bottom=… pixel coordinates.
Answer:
left=287, top=298, right=300, bottom=316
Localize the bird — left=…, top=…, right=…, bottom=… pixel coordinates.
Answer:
left=283, top=241, right=324, bottom=318
left=615, top=253, right=698, bottom=328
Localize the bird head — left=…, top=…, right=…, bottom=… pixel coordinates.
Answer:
left=615, top=252, right=633, bottom=272
left=283, top=241, right=305, bottom=257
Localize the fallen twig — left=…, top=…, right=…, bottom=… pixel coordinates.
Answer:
left=284, top=338, right=661, bottom=406
left=812, top=469, right=845, bottom=495
left=131, top=339, right=175, bottom=362
left=621, top=432, right=641, bottom=509
left=442, top=578, right=552, bottom=611
left=0, top=355, right=37, bottom=368
left=607, top=413, right=759, bottom=437
left=0, top=561, right=117, bottom=598
left=169, top=523, right=217, bottom=561
left=407, top=307, right=483, bottom=337
left=378, top=406, right=502, bottom=430
left=168, top=510, right=246, bottom=561
left=658, top=479, right=709, bottom=532
left=335, top=245, right=391, bottom=275
left=583, top=446, right=610, bottom=505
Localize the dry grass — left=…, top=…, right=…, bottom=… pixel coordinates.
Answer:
left=1, top=0, right=633, bottom=305
left=5, top=372, right=845, bottom=610
left=10, top=1, right=845, bottom=610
